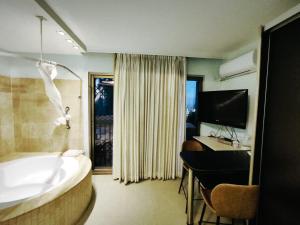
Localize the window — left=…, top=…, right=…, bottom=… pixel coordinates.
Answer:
left=186, top=76, right=203, bottom=140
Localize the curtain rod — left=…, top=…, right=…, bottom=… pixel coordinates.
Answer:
left=0, top=48, right=82, bottom=80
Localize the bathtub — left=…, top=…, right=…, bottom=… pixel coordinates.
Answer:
left=0, top=155, right=79, bottom=209
left=0, top=153, right=92, bottom=224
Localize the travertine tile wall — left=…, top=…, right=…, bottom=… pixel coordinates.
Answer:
left=0, top=74, right=83, bottom=155
left=0, top=75, right=15, bottom=156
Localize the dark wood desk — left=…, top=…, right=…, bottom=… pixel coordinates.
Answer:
left=180, top=151, right=250, bottom=225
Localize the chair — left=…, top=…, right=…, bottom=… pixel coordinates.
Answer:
left=178, top=140, right=204, bottom=212
left=178, top=140, right=204, bottom=195
left=199, top=184, right=259, bottom=225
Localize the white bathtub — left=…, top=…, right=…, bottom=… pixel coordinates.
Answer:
left=0, top=155, right=79, bottom=209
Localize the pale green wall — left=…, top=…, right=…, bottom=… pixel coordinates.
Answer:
left=187, top=55, right=258, bottom=143
left=186, top=58, right=224, bottom=136
left=186, top=58, right=222, bottom=91
left=0, top=53, right=257, bottom=153
left=219, top=72, right=257, bottom=142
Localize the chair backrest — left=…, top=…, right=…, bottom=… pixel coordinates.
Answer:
left=211, top=184, right=259, bottom=219
left=182, top=140, right=204, bottom=152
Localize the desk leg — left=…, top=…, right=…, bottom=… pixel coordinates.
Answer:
left=187, top=168, right=194, bottom=225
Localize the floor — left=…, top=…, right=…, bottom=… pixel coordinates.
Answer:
left=82, top=175, right=236, bottom=225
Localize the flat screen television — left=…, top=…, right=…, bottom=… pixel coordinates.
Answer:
left=199, top=89, right=248, bottom=129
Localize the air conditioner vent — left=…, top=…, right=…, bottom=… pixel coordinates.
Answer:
left=219, top=50, right=257, bottom=80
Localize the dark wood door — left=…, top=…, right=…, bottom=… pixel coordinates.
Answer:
left=254, top=16, right=300, bottom=225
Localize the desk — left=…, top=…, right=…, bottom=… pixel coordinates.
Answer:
left=193, top=136, right=251, bottom=151
left=180, top=151, right=250, bottom=225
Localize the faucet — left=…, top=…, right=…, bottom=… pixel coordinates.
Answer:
left=65, top=106, right=71, bottom=129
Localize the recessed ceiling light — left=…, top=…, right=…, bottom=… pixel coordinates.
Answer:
left=57, top=31, right=65, bottom=36
left=73, top=46, right=79, bottom=50
left=66, top=39, right=73, bottom=44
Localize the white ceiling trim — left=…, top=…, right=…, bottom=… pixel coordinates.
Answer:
left=34, top=0, right=87, bottom=53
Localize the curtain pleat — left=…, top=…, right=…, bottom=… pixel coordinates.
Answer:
left=113, top=54, right=186, bottom=183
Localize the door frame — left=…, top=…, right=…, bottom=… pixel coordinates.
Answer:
left=251, top=14, right=300, bottom=225
left=186, top=75, right=204, bottom=137
left=88, top=72, right=114, bottom=174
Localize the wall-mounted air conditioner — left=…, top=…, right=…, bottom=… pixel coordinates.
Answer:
left=219, top=50, right=257, bottom=80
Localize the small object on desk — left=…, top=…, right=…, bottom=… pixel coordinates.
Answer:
left=232, top=140, right=239, bottom=148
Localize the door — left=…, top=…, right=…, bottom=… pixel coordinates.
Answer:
left=186, top=76, right=203, bottom=140
left=90, top=74, right=114, bottom=173
left=253, top=16, right=300, bottom=225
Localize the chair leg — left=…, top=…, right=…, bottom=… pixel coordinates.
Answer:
left=178, top=168, right=187, bottom=194
left=198, top=203, right=206, bottom=225
left=185, top=200, right=187, bottom=213
left=232, top=219, right=235, bottom=225
left=243, top=220, right=247, bottom=225
left=216, top=216, right=220, bottom=225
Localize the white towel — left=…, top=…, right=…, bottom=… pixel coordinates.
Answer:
left=36, top=61, right=71, bottom=126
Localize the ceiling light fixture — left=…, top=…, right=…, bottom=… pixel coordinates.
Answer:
left=57, top=31, right=65, bottom=36
left=66, top=39, right=73, bottom=44
left=73, top=46, right=79, bottom=50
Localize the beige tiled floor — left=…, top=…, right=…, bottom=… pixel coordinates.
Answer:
left=82, top=175, right=234, bottom=225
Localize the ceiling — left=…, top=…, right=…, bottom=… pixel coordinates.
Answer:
left=0, top=0, right=81, bottom=55
left=0, top=0, right=299, bottom=58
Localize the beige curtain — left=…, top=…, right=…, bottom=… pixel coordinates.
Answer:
left=113, top=54, right=186, bottom=183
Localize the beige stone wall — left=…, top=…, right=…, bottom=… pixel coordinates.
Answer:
left=0, top=75, right=83, bottom=155
left=0, top=75, right=15, bottom=156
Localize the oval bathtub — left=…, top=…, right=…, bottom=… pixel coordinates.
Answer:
left=0, top=153, right=92, bottom=224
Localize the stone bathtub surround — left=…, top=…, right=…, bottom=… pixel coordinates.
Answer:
left=0, top=74, right=83, bottom=156
left=0, top=152, right=92, bottom=225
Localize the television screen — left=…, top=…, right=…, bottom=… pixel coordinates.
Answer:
left=199, top=89, right=248, bottom=129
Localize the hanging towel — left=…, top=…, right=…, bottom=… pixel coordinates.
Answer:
left=36, top=61, right=71, bottom=126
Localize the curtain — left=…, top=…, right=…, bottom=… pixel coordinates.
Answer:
left=113, top=54, right=186, bottom=183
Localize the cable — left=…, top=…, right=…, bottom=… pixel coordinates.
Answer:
left=224, top=126, right=232, bottom=140
left=231, top=127, right=239, bottom=142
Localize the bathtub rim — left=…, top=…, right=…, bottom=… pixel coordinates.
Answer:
left=0, top=152, right=91, bottom=222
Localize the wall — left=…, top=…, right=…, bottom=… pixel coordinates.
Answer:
left=0, top=75, right=14, bottom=156
left=187, top=58, right=222, bottom=91
left=219, top=73, right=257, bottom=143
left=187, top=53, right=258, bottom=145
left=0, top=53, right=114, bottom=157
left=0, top=73, right=83, bottom=155
left=187, top=58, right=225, bottom=136
left=217, top=43, right=259, bottom=145
left=0, top=53, right=258, bottom=156
left=11, top=77, right=82, bottom=152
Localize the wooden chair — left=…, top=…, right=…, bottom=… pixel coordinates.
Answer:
left=199, top=184, right=259, bottom=225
